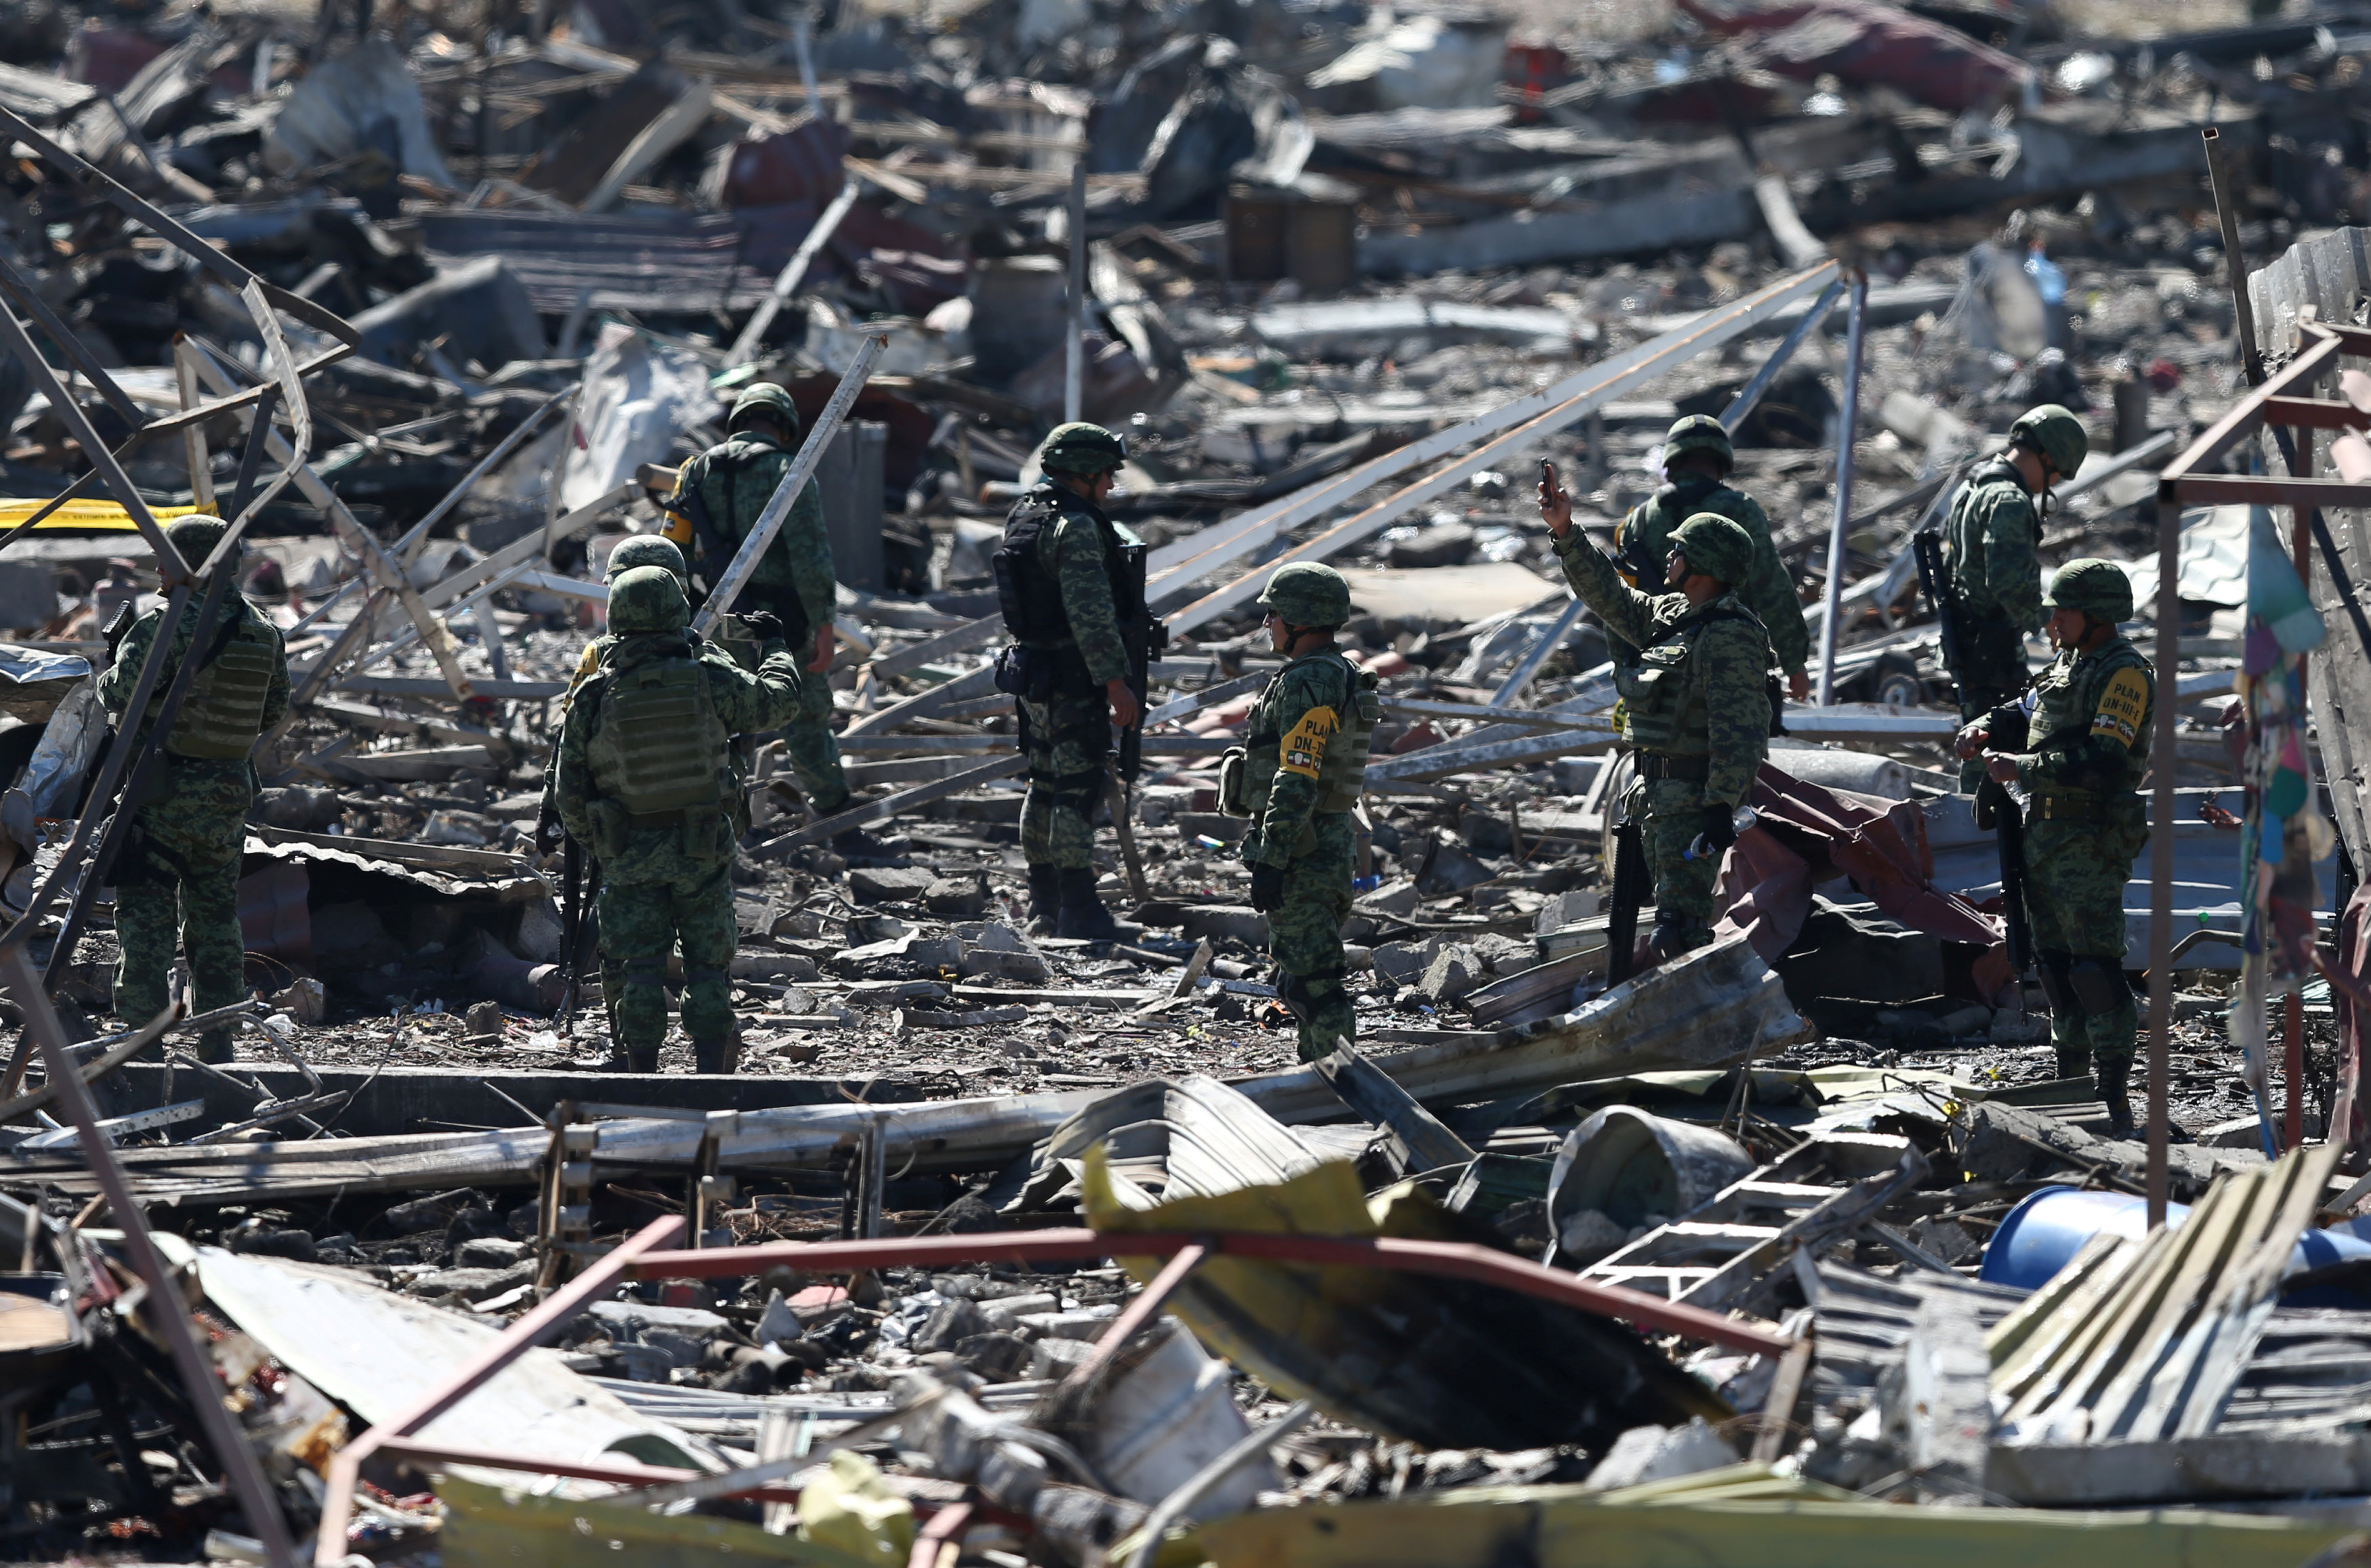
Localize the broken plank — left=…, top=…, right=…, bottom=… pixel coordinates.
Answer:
left=757, top=755, right=1026, bottom=855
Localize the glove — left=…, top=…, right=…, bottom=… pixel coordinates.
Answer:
left=1249, top=862, right=1286, bottom=913
left=737, top=610, right=784, bottom=644
left=1695, top=805, right=1738, bottom=856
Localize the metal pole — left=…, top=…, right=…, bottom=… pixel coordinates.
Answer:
left=1718, top=277, right=1844, bottom=434
left=2204, top=128, right=2266, bottom=387
left=1815, top=270, right=1867, bottom=705
left=2290, top=436, right=2313, bottom=1149
left=1065, top=159, right=1087, bottom=425
left=2148, top=490, right=2179, bottom=1227
left=0, top=948, right=298, bottom=1566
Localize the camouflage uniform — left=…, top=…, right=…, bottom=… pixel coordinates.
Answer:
left=1008, top=478, right=1133, bottom=870
left=1614, top=478, right=1809, bottom=681
left=100, top=553, right=290, bottom=1063
left=541, top=538, right=762, bottom=1031
left=1942, top=457, right=2044, bottom=789
left=1238, top=564, right=1376, bottom=1061
left=1553, top=515, right=1772, bottom=954
left=663, top=386, right=847, bottom=815
left=993, top=423, right=1153, bottom=940
left=553, top=568, right=801, bottom=1072
left=1988, top=560, right=2154, bottom=1119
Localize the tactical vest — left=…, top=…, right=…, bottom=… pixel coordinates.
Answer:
left=589, top=655, right=732, bottom=821
left=1616, top=477, right=1738, bottom=589
left=1611, top=601, right=1774, bottom=754
left=1234, top=652, right=1379, bottom=822
left=993, top=485, right=1150, bottom=660
left=149, top=610, right=277, bottom=760
left=2028, top=638, right=2154, bottom=794
left=686, top=438, right=811, bottom=648
left=1942, top=458, right=2038, bottom=621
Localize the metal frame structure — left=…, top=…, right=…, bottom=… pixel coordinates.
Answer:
left=2149, top=315, right=2371, bottom=1225
left=306, top=1219, right=1793, bottom=1565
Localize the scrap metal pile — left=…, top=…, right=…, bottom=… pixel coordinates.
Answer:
left=16, top=0, right=2371, bottom=1563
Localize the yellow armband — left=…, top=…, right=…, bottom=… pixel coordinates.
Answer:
left=2092, top=667, right=2149, bottom=747
left=1279, top=706, right=1338, bottom=780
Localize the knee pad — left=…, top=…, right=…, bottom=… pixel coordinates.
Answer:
left=1279, top=967, right=1345, bottom=1022
left=683, top=965, right=727, bottom=990
left=623, top=956, right=667, bottom=986
left=2068, top=960, right=2128, bottom=1017
left=1049, top=767, right=1104, bottom=813
left=2036, top=952, right=2074, bottom=1013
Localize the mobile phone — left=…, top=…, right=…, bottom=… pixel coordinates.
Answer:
left=1538, top=458, right=1558, bottom=490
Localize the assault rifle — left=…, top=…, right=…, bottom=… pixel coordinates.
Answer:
left=1910, top=526, right=1964, bottom=708
left=1974, top=704, right=2036, bottom=978
left=1604, top=814, right=1650, bottom=987
left=539, top=799, right=601, bottom=1021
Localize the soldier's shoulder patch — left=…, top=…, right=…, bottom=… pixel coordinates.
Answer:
left=1279, top=704, right=1339, bottom=780
left=2093, top=666, right=2149, bottom=746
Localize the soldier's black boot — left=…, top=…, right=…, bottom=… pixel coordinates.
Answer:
left=623, top=1044, right=660, bottom=1074
left=1644, top=913, right=1708, bottom=966
left=1054, top=868, right=1139, bottom=942
left=2097, top=1056, right=2135, bottom=1137
left=1026, top=864, right=1063, bottom=935
left=2055, top=1046, right=2093, bottom=1087
left=693, top=1038, right=738, bottom=1075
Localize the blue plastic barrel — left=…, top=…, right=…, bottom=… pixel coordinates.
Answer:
left=1980, top=1186, right=2371, bottom=1306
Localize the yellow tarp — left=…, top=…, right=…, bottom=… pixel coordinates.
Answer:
left=435, top=1474, right=883, bottom=1568
left=0, top=500, right=209, bottom=532
left=1188, top=1465, right=2359, bottom=1568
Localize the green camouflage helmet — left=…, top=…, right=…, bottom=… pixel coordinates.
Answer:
left=164, top=515, right=234, bottom=573
left=2009, top=403, right=2089, bottom=478
left=1669, top=512, right=1754, bottom=585
left=606, top=534, right=688, bottom=582
left=1258, top=561, right=1351, bottom=627
left=608, top=564, right=690, bottom=633
left=2043, top=557, right=2135, bottom=623
left=729, top=382, right=801, bottom=437
left=1662, top=413, right=1734, bottom=471
left=1040, top=421, right=1127, bottom=476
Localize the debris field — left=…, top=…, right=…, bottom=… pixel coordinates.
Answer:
left=11, top=0, right=2371, bottom=1564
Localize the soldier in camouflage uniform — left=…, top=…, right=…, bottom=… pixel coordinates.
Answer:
left=1956, top=559, right=2153, bottom=1135
left=661, top=383, right=850, bottom=821
left=553, top=566, right=802, bottom=1074
left=1941, top=404, right=2088, bottom=791
left=1235, top=563, right=1378, bottom=1061
left=541, top=535, right=768, bottom=1042
left=1615, top=415, right=1811, bottom=700
left=100, top=517, right=289, bottom=1062
left=1539, top=471, right=1774, bottom=962
left=992, top=423, right=1152, bottom=941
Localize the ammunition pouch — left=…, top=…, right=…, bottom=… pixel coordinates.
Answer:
left=1217, top=746, right=1252, bottom=818
left=2067, top=960, right=2126, bottom=1018
left=994, top=643, right=1094, bottom=703
left=587, top=798, right=629, bottom=858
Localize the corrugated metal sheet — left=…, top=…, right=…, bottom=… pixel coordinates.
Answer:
left=413, top=209, right=778, bottom=314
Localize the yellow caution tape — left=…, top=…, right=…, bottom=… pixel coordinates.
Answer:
left=0, top=500, right=211, bottom=532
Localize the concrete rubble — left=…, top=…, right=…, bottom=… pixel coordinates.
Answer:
left=9, top=0, right=2371, bottom=1562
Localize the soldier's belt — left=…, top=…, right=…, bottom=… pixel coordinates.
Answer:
left=627, top=805, right=713, bottom=830
left=2028, top=793, right=2121, bottom=823
left=1635, top=753, right=1712, bottom=782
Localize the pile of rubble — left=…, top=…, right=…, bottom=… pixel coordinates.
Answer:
left=11, top=0, right=2371, bottom=1561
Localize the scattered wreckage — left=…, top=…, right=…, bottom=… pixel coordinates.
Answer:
left=12, top=0, right=2371, bottom=1562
